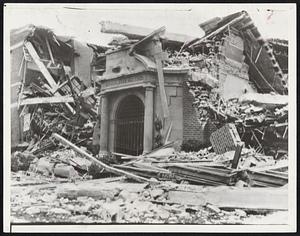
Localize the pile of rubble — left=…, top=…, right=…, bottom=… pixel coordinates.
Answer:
left=10, top=111, right=289, bottom=225
left=11, top=172, right=288, bottom=224
left=187, top=81, right=288, bottom=158
left=161, top=43, right=288, bottom=159
left=11, top=122, right=288, bottom=223
left=10, top=12, right=289, bottom=225
left=11, top=120, right=288, bottom=182
left=13, top=25, right=100, bottom=159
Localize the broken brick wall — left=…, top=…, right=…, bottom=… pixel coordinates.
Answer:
left=182, top=81, right=205, bottom=143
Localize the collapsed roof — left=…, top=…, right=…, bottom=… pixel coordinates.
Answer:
left=267, top=38, right=288, bottom=74
left=99, top=11, right=288, bottom=95
left=187, top=11, right=288, bottom=95
left=11, top=25, right=109, bottom=67
left=11, top=24, right=76, bottom=66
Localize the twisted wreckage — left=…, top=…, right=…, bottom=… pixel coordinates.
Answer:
left=10, top=11, right=289, bottom=223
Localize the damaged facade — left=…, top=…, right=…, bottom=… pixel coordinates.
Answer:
left=9, top=10, right=290, bottom=224
left=93, top=11, right=288, bottom=157
left=10, top=11, right=288, bottom=158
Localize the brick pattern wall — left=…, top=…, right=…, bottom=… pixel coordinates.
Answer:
left=182, top=82, right=204, bottom=143
left=203, top=119, right=218, bottom=145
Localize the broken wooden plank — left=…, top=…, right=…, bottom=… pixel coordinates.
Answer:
left=52, top=76, right=76, bottom=94
left=231, top=143, right=243, bottom=169
left=20, top=96, right=74, bottom=106
left=17, top=60, right=27, bottom=109
left=52, top=133, right=157, bottom=183
left=168, top=186, right=288, bottom=210
left=244, top=51, right=277, bottom=93
left=189, top=12, right=247, bottom=48
left=129, top=26, right=166, bottom=55
left=143, top=141, right=175, bottom=158
left=232, top=160, right=288, bottom=173
left=168, top=165, right=235, bottom=185
left=45, top=37, right=55, bottom=65
left=254, top=45, right=263, bottom=63
left=129, top=27, right=169, bottom=119
left=80, top=87, right=95, bottom=98
left=155, top=49, right=170, bottom=119
left=247, top=170, right=288, bottom=186
left=24, top=41, right=75, bottom=114
left=164, top=121, right=173, bottom=144
left=111, top=151, right=139, bottom=159
left=132, top=162, right=170, bottom=173
left=24, top=41, right=58, bottom=90
left=113, top=164, right=163, bottom=174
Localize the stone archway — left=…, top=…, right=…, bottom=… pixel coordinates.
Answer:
left=114, top=95, right=144, bottom=155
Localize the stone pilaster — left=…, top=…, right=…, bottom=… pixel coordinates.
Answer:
left=99, top=94, right=109, bottom=157
left=143, top=87, right=154, bottom=154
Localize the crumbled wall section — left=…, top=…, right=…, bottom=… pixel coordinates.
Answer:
left=182, top=81, right=204, bottom=143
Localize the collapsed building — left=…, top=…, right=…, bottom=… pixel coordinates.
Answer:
left=10, top=25, right=109, bottom=153
left=9, top=11, right=290, bottom=224
left=10, top=11, right=288, bottom=162
left=93, top=11, right=288, bottom=157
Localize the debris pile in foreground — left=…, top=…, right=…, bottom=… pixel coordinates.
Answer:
left=11, top=173, right=288, bottom=224
left=11, top=125, right=288, bottom=224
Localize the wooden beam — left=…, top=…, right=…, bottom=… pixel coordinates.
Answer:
left=20, top=96, right=74, bottom=106
left=231, top=143, right=243, bottom=169
left=52, top=77, right=75, bottom=95
left=18, top=56, right=25, bottom=77
left=17, top=60, right=27, bottom=109
left=189, top=12, right=247, bottom=48
left=80, top=87, right=95, bottom=98
left=24, top=41, right=75, bottom=113
left=155, top=55, right=169, bottom=119
left=45, top=37, right=55, bottom=64
left=254, top=46, right=263, bottom=63
left=164, top=121, right=173, bottom=144
left=24, top=41, right=59, bottom=90
left=129, top=26, right=166, bottom=55
left=245, top=52, right=277, bottom=93
left=52, top=133, right=158, bottom=184
left=126, top=26, right=169, bottom=119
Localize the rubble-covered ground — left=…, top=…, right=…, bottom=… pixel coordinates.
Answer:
left=10, top=128, right=288, bottom=225
left=10, top=169, right=288, bottom=224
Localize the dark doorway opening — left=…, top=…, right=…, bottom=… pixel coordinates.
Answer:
left=115, top=95, right=144, bottom=155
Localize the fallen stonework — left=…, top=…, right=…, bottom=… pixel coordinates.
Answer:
left=11, top=130, right=288, bottom=224
left=11, top=173, right=288, bottom=224
left=10, top=9, right=289, bottom=226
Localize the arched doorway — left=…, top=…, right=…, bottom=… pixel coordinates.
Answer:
left=115, top=95, right=144, bottom=155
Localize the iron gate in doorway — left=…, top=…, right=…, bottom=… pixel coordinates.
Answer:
left=115, top=95, right=144, bottom=156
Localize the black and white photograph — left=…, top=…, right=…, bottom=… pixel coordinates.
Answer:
left=3, top=3, right=296, bottom=233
